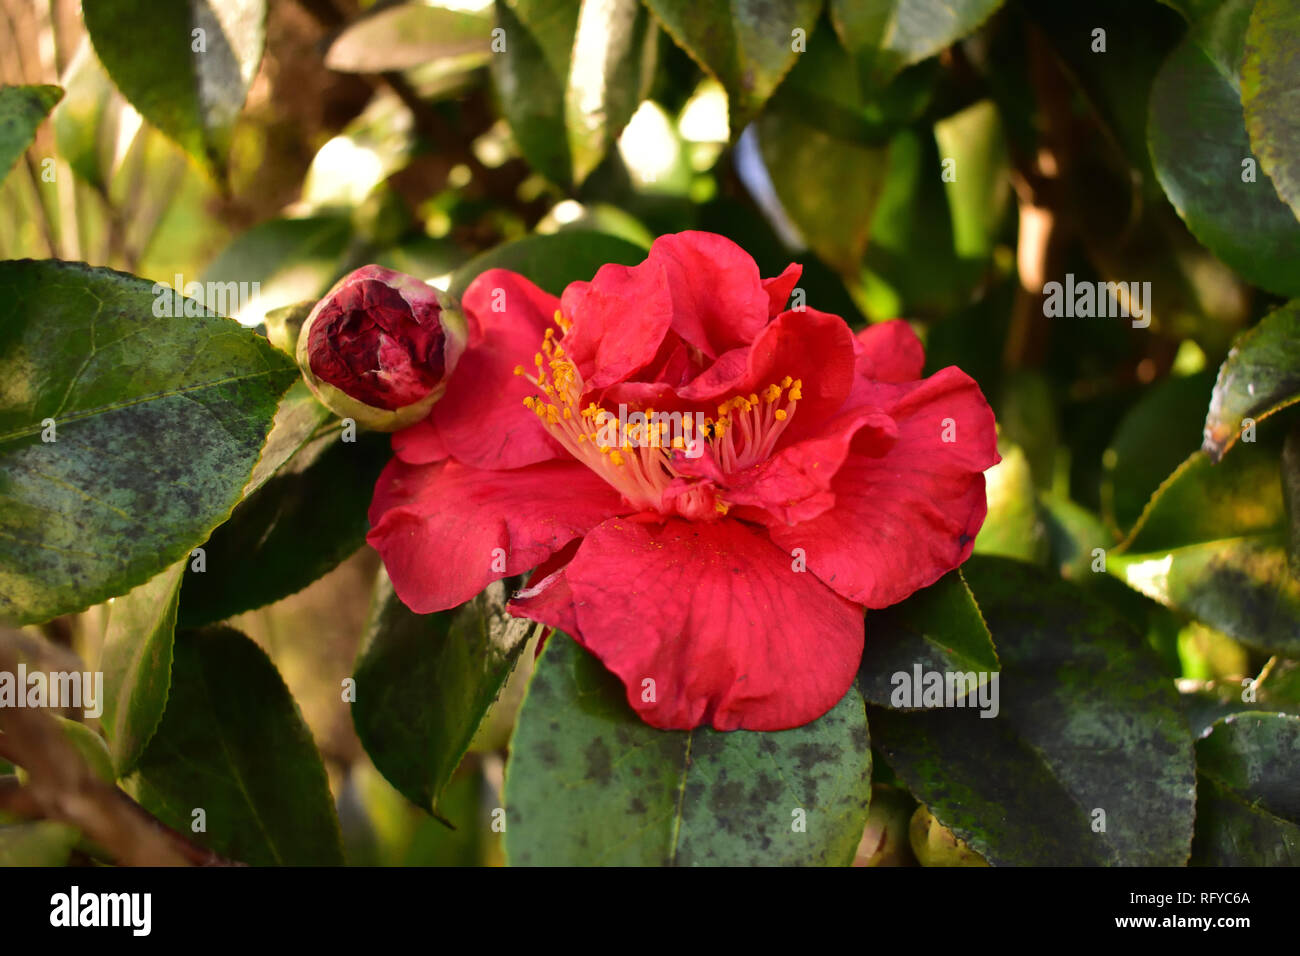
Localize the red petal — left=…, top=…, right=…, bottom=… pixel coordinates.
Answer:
left=854, top=319, right=925, bottom=384
left=648, top=232, right=773, bottom=358
left=769, top=367, right=999, bottom=608
left=367, top=458, right=627, bottom=613
left=559, top=259, right=675, bottom=388
left=431, top=269, right=563, bottom=469
left=725, top=406, right=898, bottom=526
left=392, top=418, right=447, bottom=465
left=761, top=263, right=802, bottom=316
left=554, top=517, right=864, bottom=731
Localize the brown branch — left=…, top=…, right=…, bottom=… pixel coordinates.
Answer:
left=0, top=638, right=241, bottom=866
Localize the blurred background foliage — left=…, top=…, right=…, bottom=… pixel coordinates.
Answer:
left=3, top=0, right=1299, bottom=866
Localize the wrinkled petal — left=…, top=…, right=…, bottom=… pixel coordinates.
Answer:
left=768, top=367, right=999, bottom=608
left=368, top=458, right=627, bottom=613
left=547, top=517, right=864, bottom=731
left=648, top=231, right=773, bottom=358
left=431, top=269, right=563, bottom=469
left=559, top=259, right=674, bottom=388
left=681, top=308, right=857, bottom=447
left=725, top=406, right=898, bottom=526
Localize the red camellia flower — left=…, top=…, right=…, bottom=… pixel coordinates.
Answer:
left=297, top=265, right=466, bottom=431
left=367, top=232, right=999, bottom=731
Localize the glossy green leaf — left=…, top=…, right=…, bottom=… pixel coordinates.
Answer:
left=1148, top=38, right=1300, bottom=297
left=82, top=0, right=265, bottom=177
left=645, top=0, right=822, bottom=131
left=1242, top=0, right=1300, bottom=223
left=829, top=0, right=1004, bottom=88
left=0, top=260, right=297, bottom=626
left=566, top=0, right=658, bottom=183
left=859, top=569, right=998, bottom=706
left=127, top=626, right=344, bottom=865
left=1203, top=300, right=1300, bottom=460
left=505, top=635, right=873, bottom=866
left=1159, top=0, right=1255, bottom=80
left=178, top=429, right=389, bottom=628
left=100, top=562, right=184, bottom=777
left=869, top=555, right=1196, bottom=866
left=0, top=85, right=62, bottom=182
left=1191, top=713, right=1300, bottom=865
left=448, top=230, right=648, bottom=299
left=1113, top=438, right=1300, bottom=658
left=352, top=577, right=531, bottom=817
left=0, top=821, right=80, bottom=867
left=325, top=3, right=493, bottom=73
left=490, top=0, right=578, bottom=184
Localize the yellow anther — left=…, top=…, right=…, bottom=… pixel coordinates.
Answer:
left=781, top=375, right=792, bottom=388
left=789, top=379, right=803, bottom=401
left=774, top=409, right=788, bottom=421
left=715, top=500, right=730, bottom=515
left=610, top=450, right=625, bottom=466
left=672, top=436, right=685, bottom=450
left=763, top=384, right=782, bottom=403
left=748, top=393, right=758, bottom=405
left=534, top=353, right=544, bottom=367
left=514, top=365, right=525, bottom=376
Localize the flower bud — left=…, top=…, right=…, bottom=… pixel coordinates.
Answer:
left=296, top=265, right=466, bottom=431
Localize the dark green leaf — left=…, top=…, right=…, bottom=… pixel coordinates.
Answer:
left=1113, top=438, right=1300, bottom=657
left=504, top=634, right=873, bottom=866
left=127, top=626, right=344, bottom=865
left=0, top=85, right=62, bottom=182
left=1104, top=370, right=1216, bottom=532
left=1242, top=0, right=1300, bottom=223
left=100, top=562, right=184, bottom=777
left=0, top=260, right=297, bottom=625
left=178, top=428, right=389, bottom=628
left=352, top=577, right=531, bottom=817
left=1203, top=300, right=1300, bottom=460
left=1191, top=712, right=1300, bottom=865
left=1159, top=0, right=1255, bottom=79
left=859, top=569, right=998, bottom=707
left=829, top=0, right=1004, bottom=89
left=1148, top=38, right=1300, bottom=297
left=82, top=0, right=265, bottom=177
left=870, top=555, right=1196, bottom=866
left=490, top=0, right=579, bottom=184
left=448, top=230, right=648, bottom=300
left=645, top=0, right=822, bottom=130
